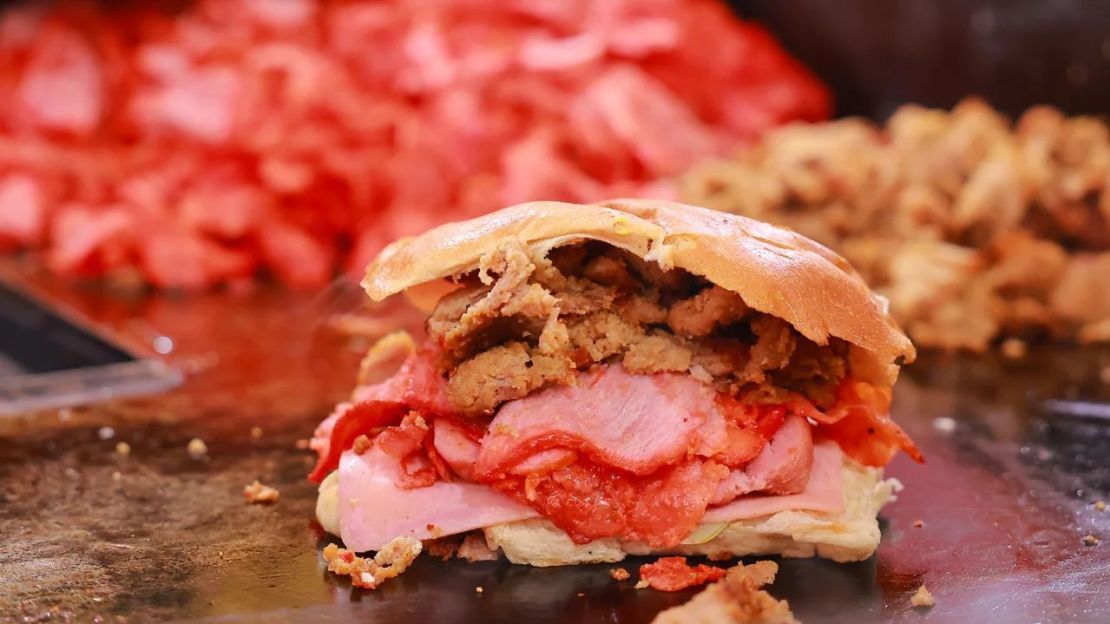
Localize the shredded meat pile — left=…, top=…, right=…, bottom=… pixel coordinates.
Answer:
left=682, top=98, right=1110, bottom=351
left=428, top=240, right=849, bottom=416
left=0, top=0, right=828, bottom=290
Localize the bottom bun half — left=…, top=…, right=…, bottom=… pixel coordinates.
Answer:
left=484, top=458, right=900, bottom=567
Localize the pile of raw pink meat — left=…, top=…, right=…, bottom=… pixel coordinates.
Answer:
left=0, top=0, right=829, bottom=290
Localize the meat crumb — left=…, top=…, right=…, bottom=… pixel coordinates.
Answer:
left=640, top=557, right=726, bottom=592
left=1095, top=501, right=1106, bottom=512
left=651, top=561, right=797, bottom=624
left=295, top=438, right=310, bottom=449
left=475, top=586, right=484, bottom=593
left=610, top=567, right=630, bottom=581
left=243, top=480, right=280, bottom=504
left=457, top=533, right=500, bottom=562
left=913, top=519, right=925, bottom=528
left=322, top=537, right=422, bottom=590
left=115, top=442, right=131, bottom=456
left=1083, top=534, right=1101, bottom=546
left=187, top=438, right=208, bottom=458
left=634, top=580, right=650, bottom=590
left=250, top=426, right=263, bottom=439
left=423, top=538, right=460, bottom=561
left=910, top=585, right=935, bottom=608
left=1000, top=338, right=1027, bottom=359
left=352, top=434, right=372, bottom=454
left=111, top=471, right=122, bottom=481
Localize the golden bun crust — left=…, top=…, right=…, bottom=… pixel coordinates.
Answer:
left=363, top=198, right=914, bottom=370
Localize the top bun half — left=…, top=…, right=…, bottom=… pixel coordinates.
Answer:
left=362, top=199, right=915, bottom=375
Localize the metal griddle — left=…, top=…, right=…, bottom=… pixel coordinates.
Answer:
left=0, top=261, right=1108, bottom=623
left=0, top=280, right=181, bottom=415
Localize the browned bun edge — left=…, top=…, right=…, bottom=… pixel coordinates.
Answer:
left=361, top=199, right=915, bottom=375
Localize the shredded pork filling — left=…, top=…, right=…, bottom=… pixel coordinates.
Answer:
left=430, top=239, right=849, bottom=416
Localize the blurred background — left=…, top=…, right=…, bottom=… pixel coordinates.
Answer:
left=0, top=0, right=1107, bottom=355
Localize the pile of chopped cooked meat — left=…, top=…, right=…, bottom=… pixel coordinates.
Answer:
left=681, top=98, right=1110, bottom=351
left=309, top=241, right=919, bottom=550
left=0, top=0, right=828, bottom=290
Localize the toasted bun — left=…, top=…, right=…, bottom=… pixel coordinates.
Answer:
left=483, top=456, right=900, bottom=567
left=362, top=199, right=915, bottom=375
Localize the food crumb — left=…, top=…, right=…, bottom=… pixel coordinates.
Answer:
left=576, top=592, right=585, bottom=597
left=639, top=556, right=726, bottom=592
left=352, top=434, right=372, bottom=454
left=423, top=538, right=459, bottom=561
left=98, top=426, right=115, bottom=440
left=610, top=567, right=630, bottom=581
left=243, top=480, right=280, bottom=504
left=457, top=533, right=500, bottom=562
left=634, top=580, right=650, bottom=590
left=322, top=537, right=421, bottom=590
left=1083, top=534, right=1100, bottom=546
left=187, top=438, right=208, bottom=458
left=1000, top=338, right=1027, bottom=359
left=475, top=586, right=484, bottom=593
left=706, top=551, right=735, bottom=562
left=913, top=519, right=925, bottom=528
left=295, top=438, right=310, bottom=449
left=115, top=442, right=131, bottom=456
left=250, top=426, right=263, bottom=439
left=910, top=585, right=935, bottom=608
left=111, top=471, right=122, bottom=481
left=933, top=417, right=957, bottom=433
left=1095, top=501, right=1106, bottom=512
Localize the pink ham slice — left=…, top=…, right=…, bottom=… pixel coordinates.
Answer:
left=432, top=418, right=481, bottom=481
left=711, top=413, right=814, bottom=505
left=338, top=447, right=538, bottom=552
left=474, top=365, right=728, bottom=478
left=309, top=345, right=454, bottom=482
left=703, top=442, right=844, bottom=523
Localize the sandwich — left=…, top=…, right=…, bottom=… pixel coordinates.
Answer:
left=310, top=198, right=921, bottom=568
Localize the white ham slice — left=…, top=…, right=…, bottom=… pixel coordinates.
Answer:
left=338, top=447, right=538, bottom=552
left=711, top=413, right=814, bottom=505
left=475, top=365, right=727, bottom=478
left=703, top=442, right=844, bottom=523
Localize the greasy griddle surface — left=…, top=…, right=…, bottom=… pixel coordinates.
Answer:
left=1, top=262, right=1109, bottom=623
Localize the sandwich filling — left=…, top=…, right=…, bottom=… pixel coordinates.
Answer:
left=310, top=240, right=920, bottom=552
